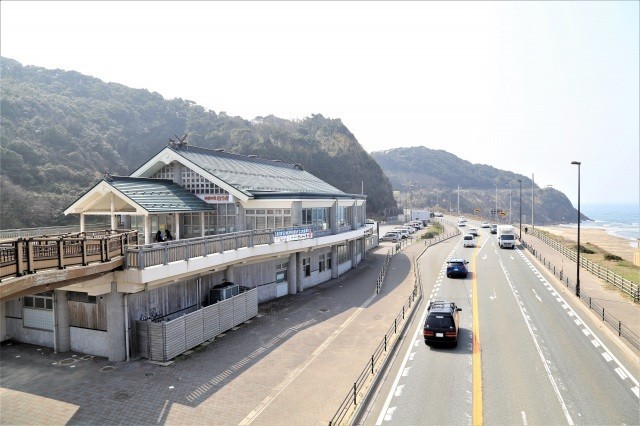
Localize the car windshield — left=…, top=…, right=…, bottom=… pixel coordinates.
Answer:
left=426, top=315, right=454, bottom=328
left=502, top=235, right=515, bottom=240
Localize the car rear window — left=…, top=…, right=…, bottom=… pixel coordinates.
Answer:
left=426, top=315, right=454, bottom=328
left=464, top=236, right=472, bottom=240
left=502, top=235, right=515, bottom=240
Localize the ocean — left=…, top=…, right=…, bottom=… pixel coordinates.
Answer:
left=564, top=203, right=640, bottom=245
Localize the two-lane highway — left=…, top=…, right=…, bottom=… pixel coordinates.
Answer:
left=363, top=221, right=639, bottom=425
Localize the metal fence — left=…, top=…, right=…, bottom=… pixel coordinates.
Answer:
left=529, top=228, right=639, bottom=300
left=523, top=241, right=640, bottom=351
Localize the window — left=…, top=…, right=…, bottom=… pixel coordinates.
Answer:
left=337, top=206, right=350, bottom=227
left=23, top=292, right=54, bottom=330
left=246, top=209, right=291, bottom=230
left=302, top=207, right=330, bottom=231
left=302, top=256, right=311, bottom=277
left=276, top=261, right=289, bottom=284
left=23, top=292, right=53, bottom=310
left=319, top=252, right=331, bottom=272
left=67, top=292, right=97, bottom=304
left=337, top=244, right=349, bottom=263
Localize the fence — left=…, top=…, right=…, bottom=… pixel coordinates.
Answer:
left=529, top=228, right=639, bottom=301
left=523, top=241, right=640, bottom=351
left=329, top=226, right=460, bottom=425
left=135, top=288, right=258, bottom=362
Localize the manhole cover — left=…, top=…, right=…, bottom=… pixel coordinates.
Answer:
left=80, top=355, right=94, bottom=361
left=319, top=308, right=329, bottom=313
left=59, top=358, right=76, bottom=365
left=114, top=392, right=131, bottom=401
left=100, top=366, right=115, bottom=373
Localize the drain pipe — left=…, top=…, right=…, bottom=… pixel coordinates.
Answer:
left=124, top=294, right=130, bottom=362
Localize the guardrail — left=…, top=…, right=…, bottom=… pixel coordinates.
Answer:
left=529, top=228, right=639, bottom=300
left=523, top=241, right=640, bottom=351
left=0, top=224, right=110, bottom=240
left=0, top=230, right=139, bottom=281
left=329, top=224, right=460, bottom=425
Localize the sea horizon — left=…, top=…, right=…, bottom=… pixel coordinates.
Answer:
left=556, top=202, right=639, bottom=245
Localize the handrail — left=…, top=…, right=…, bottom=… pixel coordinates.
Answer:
left=0, top=230, right=138, bottom=281
left=528, top=228, right=639, bottom=300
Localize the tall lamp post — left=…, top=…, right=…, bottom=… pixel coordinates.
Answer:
left=518, top=179, right=522, bottom=240
left=571, top=161, right=581, bottom=298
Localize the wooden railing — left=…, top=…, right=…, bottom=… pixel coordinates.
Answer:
left=0, top=230, right=139, bottom=281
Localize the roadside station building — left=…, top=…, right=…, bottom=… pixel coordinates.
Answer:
left=2, top=141, right=371, bottom=361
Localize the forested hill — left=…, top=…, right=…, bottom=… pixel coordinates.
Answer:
left=372, top=147, right=586, bottom=224
left=0, top=57, right=397, bottom=229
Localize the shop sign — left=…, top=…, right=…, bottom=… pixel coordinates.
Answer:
left=274, top=227, right=313, bottom=243
left=197, top=194, right=234, bottom=204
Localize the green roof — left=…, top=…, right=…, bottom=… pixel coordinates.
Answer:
left=110, top=176, right=217, bottom=213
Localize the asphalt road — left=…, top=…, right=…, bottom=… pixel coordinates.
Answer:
left=362, top=220, right=640, bottom=425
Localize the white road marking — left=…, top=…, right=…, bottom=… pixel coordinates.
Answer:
left=532, top=289, right=542, bottom=302
left=394, top=384, right=405, bottom=396
left=490, top=288, right=497, bottom=300
left=602, top=352, right=613, bottom=362
left=591, top=339, right=600, bottom=348
left=632, top=387, right=639, bottom=398
left=615, top=367, right=628, bottom=380
left=521, top=411, right=528, bottom=425
left=383, top=406, right=397, bottom=422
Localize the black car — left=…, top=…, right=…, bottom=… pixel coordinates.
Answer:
left=446, top=258, right=469, bottom=278
left=423, top=300, right=462, bottom=347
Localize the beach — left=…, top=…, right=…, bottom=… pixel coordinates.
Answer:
left=537, top=226, right=639, bottom=263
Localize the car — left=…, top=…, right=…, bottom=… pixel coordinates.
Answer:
left=434, top=212, right=444, bottom=217
left=463, top=234, right=475, bottom=247
left=457, top=220, right=466, bottom=227
left=380, top=231, right=401, bottom=242
left=481, top=222, right=490, bottom=228
left=468, top=227, right=478, bottom=236
left=391, top=228, right=409, bottom=238
left=423, top=300, right=462, bottom=347
left=490, top=224, right=498, bottom=234
left=446, top=258, right=469, bottom=278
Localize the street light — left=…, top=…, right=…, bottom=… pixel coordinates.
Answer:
left=518, top=179, right=522, bottom=240
left=571, top=161, right=581, bottom=298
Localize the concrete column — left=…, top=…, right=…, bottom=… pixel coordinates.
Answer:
left=296, top=252, right=304, bottom=293
left=54, top=290, right=71, bottom=352
left=200, top=211, right=205, bottom=237
left=225, top=266, right=235, bottom=283
left=144, top=215, right=151, bottom=245
left=350, top=240, right=357, bottom=269
left=80, top=213, right=85, bottom=233
left=331, top=201, right=338, bottom=235
left=288, top=253, right=297, bottom=294
left=331, top=245, right=339, bottom=279
left=0, top=301, right=7, bottom=342
left=111, top=194, right=117, bottom=230
left=174, top=213, right=180, bottom=239
left=235, top=204, right=245, bottom=232
left=106, top=282, right=126, bottom=362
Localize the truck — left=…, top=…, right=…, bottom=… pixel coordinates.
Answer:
left=497, top=225, right=517, bottom=249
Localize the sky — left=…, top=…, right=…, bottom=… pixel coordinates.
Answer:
left=1, top=1, right=638, bottom=207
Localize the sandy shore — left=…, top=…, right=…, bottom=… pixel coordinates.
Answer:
left=537, top=226, right=639, bottom=263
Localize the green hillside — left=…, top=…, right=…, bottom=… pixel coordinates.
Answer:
left=0, top=57, right=398, bottom=229
left=372, top=147, right=586, bottom=224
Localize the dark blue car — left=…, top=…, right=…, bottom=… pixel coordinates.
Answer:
left=446, top=258, right=469, bottom=278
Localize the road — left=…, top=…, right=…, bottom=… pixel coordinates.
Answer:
left=363, top=220, right=640, bottom=425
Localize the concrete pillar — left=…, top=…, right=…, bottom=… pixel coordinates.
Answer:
left=235, top=204, right=245, bottom=232
left=174, top=213, right=180, bottom=240
left=296, top=252, right=304, bottom=293
left=331, top=201, right=338, bottom=235
left=350, top=240, right=357, bottom=269
left=0, top=301, right=7, bottom=342
left=106, top=282, right=126, bottom=362
left=54, top=290, right=71, bottom=352
left=331, top=245, right=339, bottom=279
left=225, top=266, right=235, bottom=283
left=200, top=211, right=206, bottom=237
left=111, top=194, right=117, bottom=230
left=144, top=215, right=151, bottom=245
left=288, top=253, right=297, bottom=294
left=80, top=213, right=85, bottom=233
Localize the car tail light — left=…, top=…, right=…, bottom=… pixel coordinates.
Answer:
left=445, top=331, right=457, bottom=337
left=424, top=330, right=434, bottom=337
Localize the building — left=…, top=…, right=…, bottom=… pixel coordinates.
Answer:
left=1, top=141, right=372, bottom=362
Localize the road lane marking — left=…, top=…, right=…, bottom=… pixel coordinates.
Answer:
left=472, top=247, right=483, bottom=426
left=516, top=249, right=640, bottom=399
left=615, top=367, right=628, bottom=380
left=532, top=289, right=542, bottom=302
left=521, top=411, right=528, bottom=425
left=498, top=257, right=574, bottom=425
left=602, top=352, right=613, bottom=362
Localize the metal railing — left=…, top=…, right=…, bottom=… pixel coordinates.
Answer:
left=529, top=228, right=639, bottom=300
left=523, top=241, right=640, bottom=351
left=0, top=224, right=110, bottom=240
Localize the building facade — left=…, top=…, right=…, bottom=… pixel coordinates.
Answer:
left=2, top=141, right=373, bottom=362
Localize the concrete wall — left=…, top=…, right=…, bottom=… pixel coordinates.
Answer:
left=5, top=317, right=54, bottom=347
left=70, top=327, right=109, bottom=357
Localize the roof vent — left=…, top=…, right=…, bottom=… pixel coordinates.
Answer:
left=293, top=163, right=304, bottom=170
left=272, top=159, right=282, bottom=163
left=214, top=148, right=225, bottom=152
left=248, top=155, right=257, bottom=158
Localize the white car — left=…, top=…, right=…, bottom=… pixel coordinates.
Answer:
left=463, top=234, right=476, bottom=247
left=393, top=228, right=410, bottom=238
left=481, top=222, right=490, bottom=228
left=457, top=220, right=466, bottom=227
left=381, top=231, right=401, bottom=242
left=468, top=228, right=479, bottom=236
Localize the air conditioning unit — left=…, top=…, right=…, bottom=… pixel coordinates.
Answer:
left=209, top=283, right=239, bottom=303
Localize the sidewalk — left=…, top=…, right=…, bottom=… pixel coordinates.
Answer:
left=0, top=231, right=436, bottom=425
left=520, top=232, right=640, bottom=354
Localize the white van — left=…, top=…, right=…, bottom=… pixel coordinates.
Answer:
left=393, top=228, right=410, bottom=238
left=463, top=234, right=476, bottom=247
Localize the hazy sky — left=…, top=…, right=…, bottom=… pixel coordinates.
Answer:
left=1, top=1, right=638, bottom=207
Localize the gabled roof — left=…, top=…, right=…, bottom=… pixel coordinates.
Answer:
left=65, top=176, right=217, bottom=216
left=131, top=144, right=361, bottom=199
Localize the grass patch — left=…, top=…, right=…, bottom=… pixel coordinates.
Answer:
left=421, top=222, right=444, bottom=240
left=535, top=229, right=639, bottom=284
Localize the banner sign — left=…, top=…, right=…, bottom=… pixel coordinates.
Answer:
left=197, top=194, right=234, bottom=204
left=273, top=227, right=313, bottom=243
